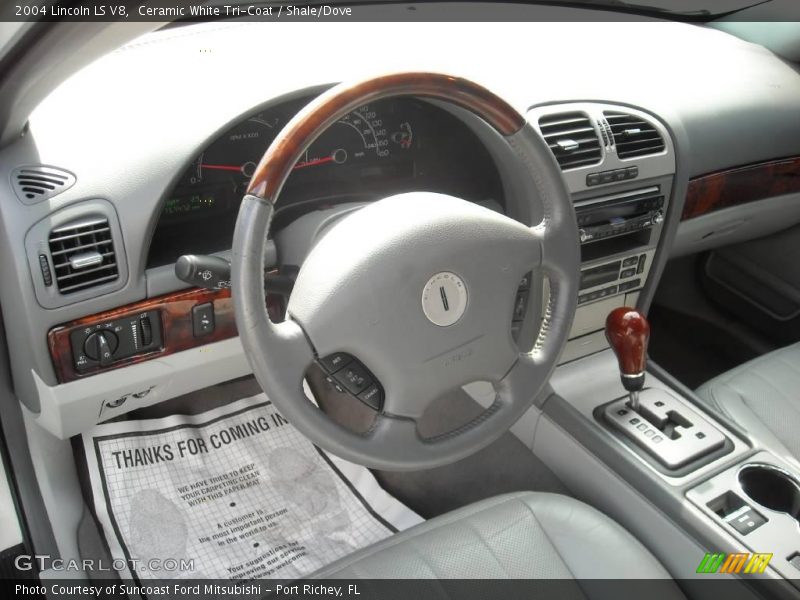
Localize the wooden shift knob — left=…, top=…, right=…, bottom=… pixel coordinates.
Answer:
left=605, top=307, right=650, bottom=378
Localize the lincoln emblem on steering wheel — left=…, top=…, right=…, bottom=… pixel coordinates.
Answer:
left=421, top=272, right=468, bottom=327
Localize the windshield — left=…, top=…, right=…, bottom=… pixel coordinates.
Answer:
left=207, top=0, right=771, bottom=19
left=602, top=0, right=770, bottom=17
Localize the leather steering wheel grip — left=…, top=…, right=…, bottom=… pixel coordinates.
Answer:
left=231, top=72, right=579, bottom=470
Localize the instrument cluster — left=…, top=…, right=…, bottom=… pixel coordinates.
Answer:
left=147, top=94, right=504, bottom=267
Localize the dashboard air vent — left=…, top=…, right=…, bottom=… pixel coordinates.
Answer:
left=12, top=166, right=75, bottom=204
left=605, top=112, right=665, bottom=159
left=48, top=217, right=118, bottom=294
left=538, top=112, right=602, bottom=170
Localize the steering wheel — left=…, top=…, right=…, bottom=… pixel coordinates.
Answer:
left=232, top=73, right=579, bottom=471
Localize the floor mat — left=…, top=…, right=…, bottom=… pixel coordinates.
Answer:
left=81, top=394, right=422, bottom=581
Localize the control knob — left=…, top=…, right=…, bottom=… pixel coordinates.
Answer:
left=84, top=330, right=119, bottom=367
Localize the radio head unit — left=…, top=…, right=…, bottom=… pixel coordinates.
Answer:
left=575, top=186, right=664, bottom=244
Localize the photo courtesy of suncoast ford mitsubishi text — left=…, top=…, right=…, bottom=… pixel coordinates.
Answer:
left=1, top=2, right=800, bottom=599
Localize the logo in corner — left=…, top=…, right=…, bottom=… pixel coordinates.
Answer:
left=696, top=552, right=772, bottom=574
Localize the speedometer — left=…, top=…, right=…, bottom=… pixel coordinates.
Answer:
left=294, top=105, right=393, bottom=171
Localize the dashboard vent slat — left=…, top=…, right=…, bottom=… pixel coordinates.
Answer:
left=605, top=111, right=666, bottom=159
left=12, top=166, right=76, bottom=204
left=538, top=112, right=602, bottom=170
left=48, top=218, right=119, bottom=294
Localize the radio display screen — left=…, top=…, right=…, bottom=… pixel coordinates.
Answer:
left=580, top=261, right=621, bottom=290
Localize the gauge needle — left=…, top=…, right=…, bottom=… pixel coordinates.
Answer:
left=293, top=156, right=335, bottom=170
left=200, top=164, right=243, bottom=172
left=201, top=155, right=335, bottom=174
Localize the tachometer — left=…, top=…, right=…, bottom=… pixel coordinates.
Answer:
left=195, top=113, right=279, bottom=184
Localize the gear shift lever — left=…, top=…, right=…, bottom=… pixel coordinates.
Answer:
left=605, top=307, right=650, bottom=412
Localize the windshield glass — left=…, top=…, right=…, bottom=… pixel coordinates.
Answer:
left=606, top=0, right=769, bottom=16
left=209, top=0, right=771, bottom=19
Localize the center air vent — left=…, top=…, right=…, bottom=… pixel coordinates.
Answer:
left=605, top=112, right=666, bottom=159
left=48, top=217, right=118, bottom=294
left=12, top=166, right=75, bottom=204
left=538, top=112, right=602, bottom=170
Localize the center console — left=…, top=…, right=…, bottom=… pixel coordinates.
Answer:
left=545, top=305, right=800, bottom=589
left=527, top=104, right=798, bottom=587
left=688, top=454, right=800, bottom=579
left=528, top=102, right=676, bottom=364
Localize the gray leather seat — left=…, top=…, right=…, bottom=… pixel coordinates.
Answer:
left=696, top=342, right=800, bottom=461
left=312, top=492, right=682, bottom=589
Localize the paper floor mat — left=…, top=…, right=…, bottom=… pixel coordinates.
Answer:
left=82, top=394, right=423, bottom=581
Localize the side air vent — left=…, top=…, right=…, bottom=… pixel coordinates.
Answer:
left=605, top=112, right=666, bottom=159
left=538, top=112, right=602, bottom=170
left=48, top=217, right=118, bottom=294
left=12, top=166, right=76, bottom=204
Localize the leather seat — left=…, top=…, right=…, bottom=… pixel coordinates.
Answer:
left=696, top=342, right=800, bottom=462
left=311, top=492, right=683, bottom=590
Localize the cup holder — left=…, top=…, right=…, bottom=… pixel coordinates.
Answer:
left=738, top=464, right=800, bottom=522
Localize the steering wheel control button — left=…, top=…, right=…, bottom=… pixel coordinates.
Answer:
left=192, top=302, right=215, bottom=337
left=421, top=271, right=468, bottom=327
left=335, top=361, right=372, bottom=395
left=358, top=384, right=383, bottom=411
left=320, top=352, right=352, bottom=373
left=513, top=291, right=528, bottom=321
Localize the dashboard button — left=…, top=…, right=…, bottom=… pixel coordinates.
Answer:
left=586, top=173, right=601, bottom=186
left=39, top=254, right=53, bottom=287
left=620, top=268, right=636, bottom=279
left=613, top=169, right=627, bottom=181
left=619, top=279, right=640, bottom=292
left=726, top=506, right=767, bottom=536
left=192, top=303, right=215, bottom=337
left=622, top=256, right=639, bottom=268
left=600, top=171, right=615, bottom=184
left=625, top=166, right=639, bottom=179
left=637, top=254, right=647, bottom=274
left=139, top=315, right=153, bottom=346
left=84, top=330, right=119, bottom=366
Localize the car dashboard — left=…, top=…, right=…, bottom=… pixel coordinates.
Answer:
left=2, top=17, right=800, bottom=440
